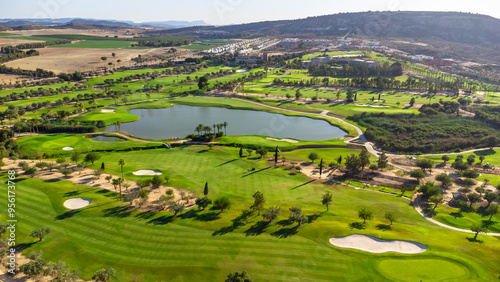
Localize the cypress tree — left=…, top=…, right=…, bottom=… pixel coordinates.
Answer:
left=274, top=146, right=279, bottom=164
left=204, top=182, right=208, bottom=196
left=319, top=159, right=323, bottom=176
left=239, top=147, right=243, bottom=158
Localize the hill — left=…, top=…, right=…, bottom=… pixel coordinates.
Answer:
left=0, top=25, right=9, bottom=31
left=153, top=11, right=500, bottom=45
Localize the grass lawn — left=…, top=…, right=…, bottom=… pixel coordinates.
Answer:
left=17, top=133, right=157, bottom=156
left=418, top=149, right=500, bottom=167
left=181, top=44, right=213, bottom=51
left=1, top=146, right=499, bottom=281
left=432, top=203, right=500, bottom=233
left=281, top=148, right=378, bottom=165
left=51, top=40, right=137, bottom=49
left=219, top=135, right=348, bottom=150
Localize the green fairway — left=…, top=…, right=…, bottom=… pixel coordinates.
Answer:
left=1, top=146, right=499, bottom=281
left=17, top=133, right=157, bottom=156
left=219, top=135, right=348, bottom=150
left=377, top=257, right=470, bottom=281
left=181, top=44, right=213, bottom=50
left=51, top=40, right=137, bottom=48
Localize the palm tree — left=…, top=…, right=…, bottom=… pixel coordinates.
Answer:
left=212, top=124, right=216, bottom=133
left=203, top=126, right=212, bottom=134
left=223, top=121, right=228, bottom=135
left=195, top=124, right=203, bottom=136
left=118, top=159, right=126, bottom=200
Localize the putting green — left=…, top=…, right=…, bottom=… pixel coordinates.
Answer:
left=377, top=258, right=470, bottom=281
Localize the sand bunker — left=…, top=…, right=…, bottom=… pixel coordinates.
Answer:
left=62, top=147, right=74, bottom=151
left=356, top=104, right=390, bottom=108
left=63, top=198, right=92, bottom=209
left=266, top=137, right=299, bottom=143
left=329, top=235, right=426, bottom=254
left=236, top=69, right=249, bottom=73
left=101, top=109, right=116, bottom=113
left=133, top=170, right=163, bottom=176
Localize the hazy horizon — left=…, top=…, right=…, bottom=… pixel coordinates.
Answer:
left=0, top=0, right=499, bottom=26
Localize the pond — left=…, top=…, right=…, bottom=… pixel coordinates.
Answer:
left=89, top=135, right=127, bottom=142
left=105, top=105, right=346, bottom=141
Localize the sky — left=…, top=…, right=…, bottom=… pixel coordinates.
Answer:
left=0, top=0, right=499, bottom=25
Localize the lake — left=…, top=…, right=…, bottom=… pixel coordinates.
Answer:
left=105, top=105, right=346, bottom=141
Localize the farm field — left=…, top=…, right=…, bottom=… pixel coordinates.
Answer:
left=51, top=40, right=138, bottom=49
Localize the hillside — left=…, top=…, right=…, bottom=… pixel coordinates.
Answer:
left=151, top=11, right=500, bottom=45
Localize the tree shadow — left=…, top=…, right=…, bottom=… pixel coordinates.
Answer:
left=376, top=224, right=392, bottom=231
left=196, top=211, right=220, bottom=222
left=450, top=212, right=464, bottom=218
left=349, top=222, right=365, bottom=230
left=44, top=178, right=61, bottom=183
left=466, top=237, right=484, bottom=243
left=146, top=215, right=175, bottom=225
left=271, top=226, right=299, bottom=238
left=96, top=189, right=117, bottom=197
left=307, top=213, right=322, bottom=224
left=276, top=219, right=293, bottom=227
left=245, top=221, right=269, bottom=236
left=16, top=242, right=36, bottom=252
left=481, top=220, right=497, bottom=228
left=103, top=206, right=134, bottom=218
left=180, top=209, right=199, bottom=220
left=291, top=179, right=316, bottom=190
left=55, top=209, right=81, bottom=220
left=421, top=205, right=437, bottom=217
left=212, top=210, right=254, bottom=236
left=135, top=211, right=156, bottom=220
left=476, top=206, right=489, bottom=217
left=197, top=150, right=209, bottom=154
left=474, top=149, right=496, bottom=157
left=241, top=167, right=271, bottom=178
left=64, top=191, right=80, bottom=197
left=216, top=159, right=238, bottom=167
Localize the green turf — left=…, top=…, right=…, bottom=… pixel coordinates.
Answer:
left=219, top=135, right=348, bottom=150
left=377, top=257, right=470, bottom=281
left=1, top=146, right=499, bottom=281
left=17, top=133, right=157, bottom=156
left=181, top=44, right=213, bottom=50
left=51, top=40, right=137, bottom=49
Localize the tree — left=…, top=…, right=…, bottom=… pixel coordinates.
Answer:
left=151, top=175, right=164, bottom=188
left=198, top=75, right=209, bottom=90
left=429, top=194, right=444, bottom=211
left=485, top=205, right=498, bottom=221
left=225, top=271, right=252, bottom=282
left=462, top=170, right=479, bottom=179
left=239, top=147, right=243, bottom=158
left=101, top=162, right=105, bottom=171
left=435, top=173, right=453, bottom=188
left=289, top=207, right=308, bottom=226
left=337, top=155, right=343, bottom=165
left=470, top=224, right=485, bottom=241
left=479, top=155, right=485, bottom=165
left=20, top=251, right=46, bottom=277
left=319, top=158, right=324, bottom=176
left=358, top=208, right=373, bottom=224
left=369, top=164, right=378, bottom=172
left=416, top=159, right=434, bottom=172
left=321, top=192, right=333, bottom=211
left=203, top=182, right=209, bottom=196
left=410, top=170, right=426, bottom=183
left=30, top=227, right=50, bottom=242
left=467, top=155, right=476, bottom=165
left=168, top=201, right=185, bottom=216
left=250, top=191, right=265, bottom=215
left=274, top=146, right=279, bottom=164
left=61, top=168, right=72, bottom=178
left=308, top=152, right=319, bottom=163
left=484, top=192, right=498, bottom=208
left=195, top=197, right=212, bottom=210
left=467, top=193, right=482, bottom=208
left=455, top=200, right=469, bottom=215
left=24, top=166, right=38, bottom=177
left=409, top=97, right=416, bottom=107
left=262, top=206, right=280, bottom=223
left=213, top=196, right=231, bottom=213
left=295, top=89, right=302, bottom=100
left=358, top=149, right=370, bottom=170
left=70, top=152, right=81, bottom=164
left=345, top=154, right=361, bottom=172
left=84, top=152, right=100, bottom=165
left=256, top=147, right=268, bottom=158
left=92, top=267, right=116, bottom=282
left=384, top=212, right=397, bottom=225
left=441, top=155, right=450, bottom=163
left=419, top=182, right=441, bottom=198
left=377, top=152, right=388, bottom=169
left=452, top=161, right=469, bottom=172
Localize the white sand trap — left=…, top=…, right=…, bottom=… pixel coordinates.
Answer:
left=133, top=170, right=163, bottom=176
left=266, top=137, right=299, bottom=143
left=101, top=109, right=116, bottom=113
left=356, top=104, right=390, bottom=108
left=62, top=147, right=74, bottom=151
left=329, top=235, right=426, bottom=254
left=64, top=198, right=92, bottom=209
left=236, top=69, right=249, bottom=73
